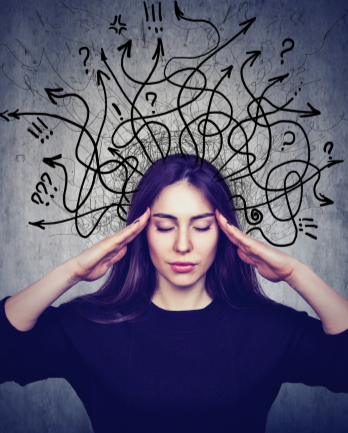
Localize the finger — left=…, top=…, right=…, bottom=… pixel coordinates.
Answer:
left=215, top=210, right=264, bottom=261
left=105, top=208, right=150, bottom=251
left=215, top=210, right=249, bottom=247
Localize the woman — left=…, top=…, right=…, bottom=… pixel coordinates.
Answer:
left=1, top=154, right=348, bottom=433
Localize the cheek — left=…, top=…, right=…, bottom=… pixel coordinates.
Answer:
left=146, top=227, right=171, bottom=260
left=195, top=228, right=219, bottom=261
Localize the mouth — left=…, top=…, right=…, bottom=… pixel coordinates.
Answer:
left=169, top=262, right=197, bottom=273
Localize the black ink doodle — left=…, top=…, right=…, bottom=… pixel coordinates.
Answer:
left=1, top=1, right=344, bottom=246
left=144, top=1, right=163, bottom=33
left=109, top=15, right=127, bottom=35
left=79, top=47, right=90, bottom=74
left=280, top=38, right=295, bottom=64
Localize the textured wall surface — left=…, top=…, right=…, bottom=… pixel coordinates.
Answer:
left=0, top=0, right=348, bottom=431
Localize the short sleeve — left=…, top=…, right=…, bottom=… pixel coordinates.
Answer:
left=0, top=296, right=69, bottom=387
left=282, top=309, right=348, bottom=393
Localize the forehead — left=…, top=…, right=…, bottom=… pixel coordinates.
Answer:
left=152, top=181, right=213, bottom=213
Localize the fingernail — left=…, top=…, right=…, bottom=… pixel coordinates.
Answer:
left=133, top=219, right=139, bottom=225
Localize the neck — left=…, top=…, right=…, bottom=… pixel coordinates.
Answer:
left=151, top=275, right=214, bottom=311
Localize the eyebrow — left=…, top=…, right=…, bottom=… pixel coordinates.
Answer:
left=152, top=212, right=215, bottom=221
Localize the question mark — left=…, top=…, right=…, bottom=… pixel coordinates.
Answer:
left=36, top=182, right=51, bottom=206
left=281, top=131, right=295, bottom=151
left=41, top=172, right=58, bottom=198
left=280, top=39, right=295, bottom=64
left=41, top=172, right=52, bottom=185
left=324, top=141, right=333, bottom=160
left=146, top=92, right=157, bottom=114
left=79, top=47, right=90, bottom=74
left=31, top=193, right=43, bottom=205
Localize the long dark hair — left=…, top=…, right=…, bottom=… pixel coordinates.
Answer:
left=69, top=154, right=275, bottom=324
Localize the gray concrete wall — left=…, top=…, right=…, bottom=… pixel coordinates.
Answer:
left=0, top=0, right=348, bottom=431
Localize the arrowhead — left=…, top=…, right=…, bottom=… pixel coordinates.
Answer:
left=108, top=147, right=119, bottom=157
left=43, top=154, right=62, bottom=169
left=8, top=109, right=20, bottom=120
left=300, top=102, right=321, bottom=118
left=152, top=38, right=165, bottom=60
left=28, top=220, right=46, bottom=230
left=221, top=65, right=233, bottom=78
left=268, top=73, right=289, bottom=84
left=245, top=51, right=261, bottom=67
left=174, top=1, right=185, bottom=21
left=319, top=193, right=334, bottom=207
left=97, top=70, right=110, bottom=86
left=117, top=40, right=132, bottom=58
left=100, top=48, right=108, bottom=62
left=0, top=110, right=9, bottom=121
left=45, top=88, right=64, bottom=105
left=239, top=17, right=256, bottom=35
left=326, top=159, right=344, bottom=169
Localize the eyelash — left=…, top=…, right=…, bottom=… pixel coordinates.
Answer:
left=156, top=227, right=211, bottom=232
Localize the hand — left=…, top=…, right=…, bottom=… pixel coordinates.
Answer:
left=70, top=208, right=150, bottom=283
left=215, top=210, right=300, bottom=284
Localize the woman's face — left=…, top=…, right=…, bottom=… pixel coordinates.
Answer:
left=146, top=181, right=219, bottom=292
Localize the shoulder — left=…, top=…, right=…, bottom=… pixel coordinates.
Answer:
left=227, top=300, right=317, bottom=341
left=37, top=298, right=105, bottom=335
left=223, top=300, right=325, bottom=361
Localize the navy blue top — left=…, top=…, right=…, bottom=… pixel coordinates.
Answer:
left=1, top=295, right=348, bottom=432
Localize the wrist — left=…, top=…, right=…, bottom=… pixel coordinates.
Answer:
left=59, top=259, right=82, bottom=286
left=284, top=258, right=306, bottom=289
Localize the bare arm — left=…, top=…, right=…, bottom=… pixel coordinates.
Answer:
left=216, top=210, right=348, bottom=335
left=5, top=209, right=150, bottom=332
left=285, top=262, right=348, bottom=335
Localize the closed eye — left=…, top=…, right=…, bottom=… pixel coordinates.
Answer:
left=156, top=226, right=212, bottom=233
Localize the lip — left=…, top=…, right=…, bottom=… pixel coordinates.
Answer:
left=169, top=262, right=197, bottom=273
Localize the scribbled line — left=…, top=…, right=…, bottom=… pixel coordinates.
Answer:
left=36, top=9, right=45, bottom=27
left=2, top=1, right=343, bottom=246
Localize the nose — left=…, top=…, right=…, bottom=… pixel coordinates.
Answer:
left=174, top=227, right=192, bottom=254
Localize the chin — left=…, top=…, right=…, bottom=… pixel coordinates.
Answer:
left=165, top=273, right=205, bottom=289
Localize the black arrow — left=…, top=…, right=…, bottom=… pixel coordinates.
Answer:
left=152, top=38, right=165, bottom=60
left=43, top=154, right=62, bottom=169
left=174, top=1, right=185, bottom=21
left=325, top=159, right=344, bottom=169
left=239, top=17, right=256, bottom=35
left=97, top=70, right=110, bottom=86
left=117, top=40, right=132, bottom=58
left=0, top=110, right=9, bottom=122
left=44, top=88, right=64, bottom=105
left=8, top=109, right=20, bottom=120
left=319, top=193, right=334, bottom=207
left=28, top=220, right=46, bottom=230
left=100, top=48, right=108, bottom=62
left=299, top=103, right=321, bottom=118
left=220, top=65, right=233, bottom=79
left=268, top=73, right=289, bottom=84
left=245, top=51, right=261, bottom=67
